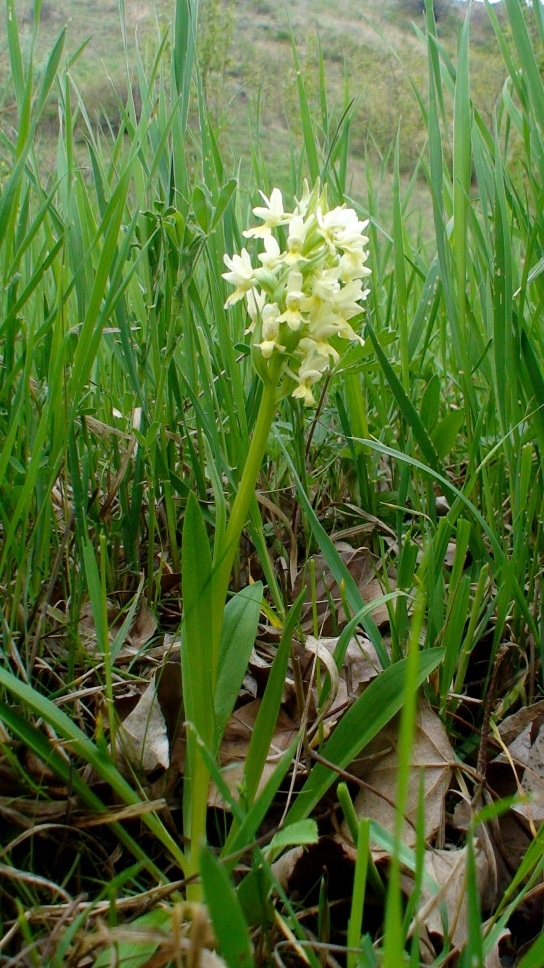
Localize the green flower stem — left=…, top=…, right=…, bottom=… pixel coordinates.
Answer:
left=186, top=736, right=212, bottom=902
left=210, top=363, right=281, bottom=673
left=186, top=362, right=281, bottom=904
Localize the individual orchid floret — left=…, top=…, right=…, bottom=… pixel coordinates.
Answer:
left=288, top=343, right=330, bottom=407
left=300, top=334, right=340, bottom=365
left=338, top=251, right=373, bottom=283
left=277, top=271, right=307, bottom=331
left=306, top=303, right=344, bottom=343
left=258, top=235, right=282, bottom=270
left=318, top=204, right=369, bottom=256
left=332, top=278, right=369, bottom=321
left=222, top=248, right=256, bottom=306
left=283, top=215, right=308, bottom=264
left=255, top=303, right=286, bottom=359
left=243, top=188, right=292, bottom=238
left=309, top=266, right=341, bottom=303
left=245, top=287, right=266, bottom=333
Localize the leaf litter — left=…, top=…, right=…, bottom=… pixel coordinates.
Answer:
left=3, top=528, right=541, bottom=965
left=114, top=620, right=529, bottom=965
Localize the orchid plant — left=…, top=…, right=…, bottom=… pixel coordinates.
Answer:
left=182, top=182, right=371, bottom=895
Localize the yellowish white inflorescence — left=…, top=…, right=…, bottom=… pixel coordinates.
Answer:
left=222, top=182, right=371, bottom=406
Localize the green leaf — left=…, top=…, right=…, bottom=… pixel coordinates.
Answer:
left=35, top=29, right=66, bottom=119
left=275, top=430, right=389, bottom=667
left=211, top=178, right=238, bottom=232
left=200, top=847, right=254, bottom=968
left=431, top=409, right=465, bottom=459
left=285, top=648, right=445, bottom=825
left=223, top=736, right=301, bottom=867
left=268, top=820, right=318, bottom=853
left=82, top=540, right=108, bottom=651
left=6, top=0, right=24, bottom=111
left=452, top=12, right=472, bottom=335
left=181, top=493, right=215, bottom=747
left=236, top=866, right=273, bottom=929
left=193, top=184, right=211, bottom=233
left=243, top=589, right=304, bottom=805
left=420, top=374, right=441, bottom=432
left=215, top=582, right=263, bottom=749
left=521, top=328, right=544, bottom=441
left=93, top=909, right=172, bottom=968
left=290, top=32, right=320, bottom=182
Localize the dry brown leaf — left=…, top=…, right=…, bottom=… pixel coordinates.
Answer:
left=492, top=711, right=544, bottom=827
left=403, top=838, right=493, bottom=950
left=452, top=792, right=528, bottom=905
left=128, top=601, right=158, bottom=649
left=481, top=920, right=511, bottom=968
left=341, top=698, right=453, bottom=850
left=293, top=546, right=394, bottom=634
left=241, top=672, right=258, bottom=699
left=208, top=700, right=298, bottom=808
left=118, top=673, right=169, bottom=773
left=271, top=845, right=305, bottom=890
left=313, top=634, right=386, bottom=705
left=493, top=811, right=532, bottom=885
left=497, top=699, right=544, bottom=746
left=511, top=729, right=544, bottom=826
left=298, top=634, right=386, bottom=733
left=78, top=600, right=119, bottom=651
left=78, top=587, right=157, bottom=659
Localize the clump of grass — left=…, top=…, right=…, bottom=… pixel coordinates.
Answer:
left=0, top=0, right=543, bottom=964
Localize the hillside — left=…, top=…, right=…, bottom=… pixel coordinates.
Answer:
left=1, top=0, right=508, bottom=188
left=223, top=0, right=505, bottom=173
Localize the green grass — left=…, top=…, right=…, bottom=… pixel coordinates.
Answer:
left=0, top=0, right=508, bottom=197
left=1, top=0, right=544, bottom=964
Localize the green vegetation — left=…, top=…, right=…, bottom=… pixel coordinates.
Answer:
left=1, top=0, right=544, bottom=964
left=1, top=0, right=508, bottom=184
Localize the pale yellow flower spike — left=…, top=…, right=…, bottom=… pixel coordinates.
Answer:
left=223, top=183, right=370, bottom=405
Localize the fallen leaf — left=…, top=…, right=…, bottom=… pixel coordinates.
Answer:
left=313, top=633, right=386, bottom=702
left=341, top=698, right=453, bottom=850
left=78, top=591, right=157, bottom=659
left=208, top=700, right=298, bottom=808
left=293, top=547, right=394, bottom=634
left=497, top=700, right=544, bottom=747
left=78, top=599, right=119, bottom=651
left=492, top=711, right=544, bottom=827
left=128, top=601, right=158, bottom=649
left=271, top=845, right=305, bottom=890
left=481, top=920, right=511, bottom=968
left=118, top=673, right=169, bottom=773
left=403, top=837, right=493, bottom=950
